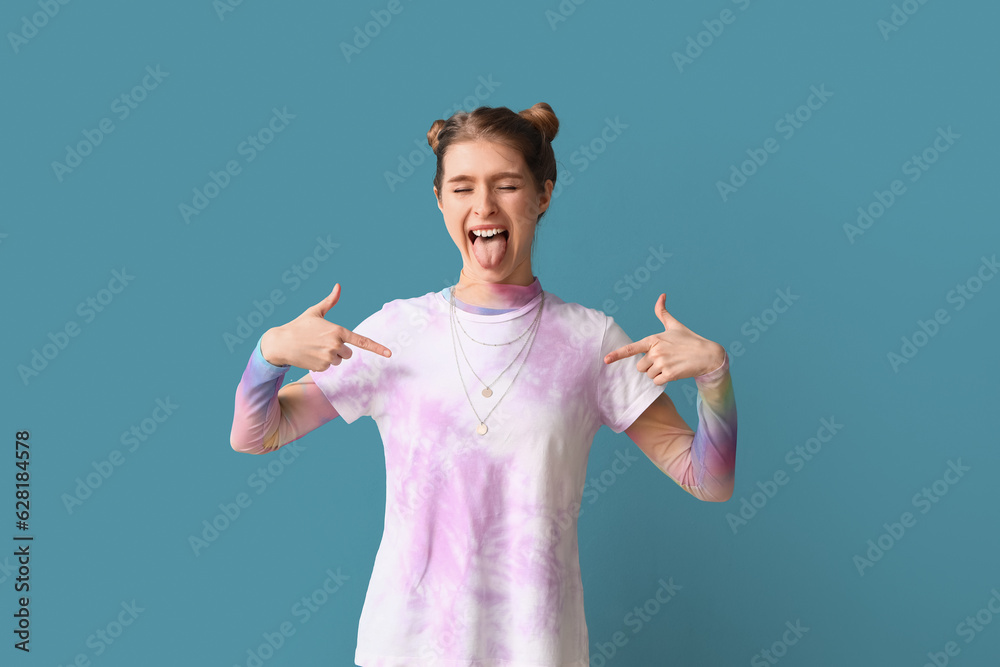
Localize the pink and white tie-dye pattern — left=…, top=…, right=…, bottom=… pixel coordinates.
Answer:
left=304, top=278, right=736, bottom=665
left=229, top=276, right=738, bottom=665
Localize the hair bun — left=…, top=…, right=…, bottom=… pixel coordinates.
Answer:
left=519, top=102, right=559, bottom=143
left=426, top=119, right=447, bottom=154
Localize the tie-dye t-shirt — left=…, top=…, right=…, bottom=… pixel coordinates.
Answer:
left=298, top=277, right=733, bottom=666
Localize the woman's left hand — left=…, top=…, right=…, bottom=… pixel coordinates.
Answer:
left=604, top=293, right=726, bottom=385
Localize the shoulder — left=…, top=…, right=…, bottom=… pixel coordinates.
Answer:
left=543, top=290, right=604, bottom=319
left=359, top=288, right=440, bottom=332
left=381, top=288, right=441, bottom=316
left=542, top=290, right=612, bottom=345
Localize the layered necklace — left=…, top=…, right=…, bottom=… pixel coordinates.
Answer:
left=449, top=285, right=545, bottom=436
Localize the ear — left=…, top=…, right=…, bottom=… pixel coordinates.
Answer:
left=537, top=179, right=553, bottom=215
left=434, top=186, right=442, bottom=212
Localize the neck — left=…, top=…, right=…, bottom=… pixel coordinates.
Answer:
left=453, top=268, right=540, bottom=309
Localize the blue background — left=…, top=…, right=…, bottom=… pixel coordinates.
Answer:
left=2, top=1, right=998, bottom=665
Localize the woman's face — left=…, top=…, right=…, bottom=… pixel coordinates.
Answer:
left=435, top=140, right=552, bottom=285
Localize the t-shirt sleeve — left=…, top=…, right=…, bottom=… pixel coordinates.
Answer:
left=308, top=306, right=389, bottom=424
left=595, top=315, right=666, bottom=433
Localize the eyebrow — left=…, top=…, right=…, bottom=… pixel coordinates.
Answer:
left=445, top=172, right=526, bottom=184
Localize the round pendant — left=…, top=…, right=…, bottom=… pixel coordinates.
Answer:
left=481, top=387, right=493, bottom=398
left=476, top=422, right=488, bottom=435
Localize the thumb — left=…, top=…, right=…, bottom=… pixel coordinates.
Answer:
left=654, top=293, right=678, bottom=330
left=313, top=283, right=341, bottom=318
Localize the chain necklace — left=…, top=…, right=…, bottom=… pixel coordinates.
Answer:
left=452, top=294, right=545, bottom=398
left=449, top=287, right=545, bottom=435
left=451, top=273, right=539, bottom=347
left=452, top=299, right=536, bottom=347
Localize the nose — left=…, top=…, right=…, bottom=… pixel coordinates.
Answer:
left=473, top=188, right=498, bottom=218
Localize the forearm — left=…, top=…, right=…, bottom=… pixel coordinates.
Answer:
left=231, top=331, right=345, bottom=454
left=683, top=354, right=737, bottom=501
left=627, top=354, right=738, bottom=502
left=230, top=335, right=291, bottom=454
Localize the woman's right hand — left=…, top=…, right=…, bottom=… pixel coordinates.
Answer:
left=260, top=283, right=391, bottom=371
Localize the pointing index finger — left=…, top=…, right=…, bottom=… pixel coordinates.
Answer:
left=343, top=329, right=392, bottom=357
left=604, top=343, right=636, bottom=364
left=604, top=339, right=648, bottom=364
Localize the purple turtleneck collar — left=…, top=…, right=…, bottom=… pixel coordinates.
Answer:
left=445, top=276, right=542, bottom=314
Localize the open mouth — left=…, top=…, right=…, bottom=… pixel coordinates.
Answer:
left=468, top=229, right=509, bottom=244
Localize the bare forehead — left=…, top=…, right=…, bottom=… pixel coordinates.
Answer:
left=443, top=140, right=529, bottom=181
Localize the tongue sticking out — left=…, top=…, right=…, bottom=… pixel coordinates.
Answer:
left=472, top=232, right=508, bottom=269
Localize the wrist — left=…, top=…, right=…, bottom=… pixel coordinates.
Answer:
left=699, top=343, right=727, bottom=377
left=260, top=327, right=288, bottom=367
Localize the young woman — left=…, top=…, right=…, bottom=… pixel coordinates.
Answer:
left=230, top=102, right=738, bottom=666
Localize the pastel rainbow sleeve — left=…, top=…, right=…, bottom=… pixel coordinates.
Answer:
left=627, top=352, right=738, bottom=502
left=229, top=335, right=292, bottom=455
